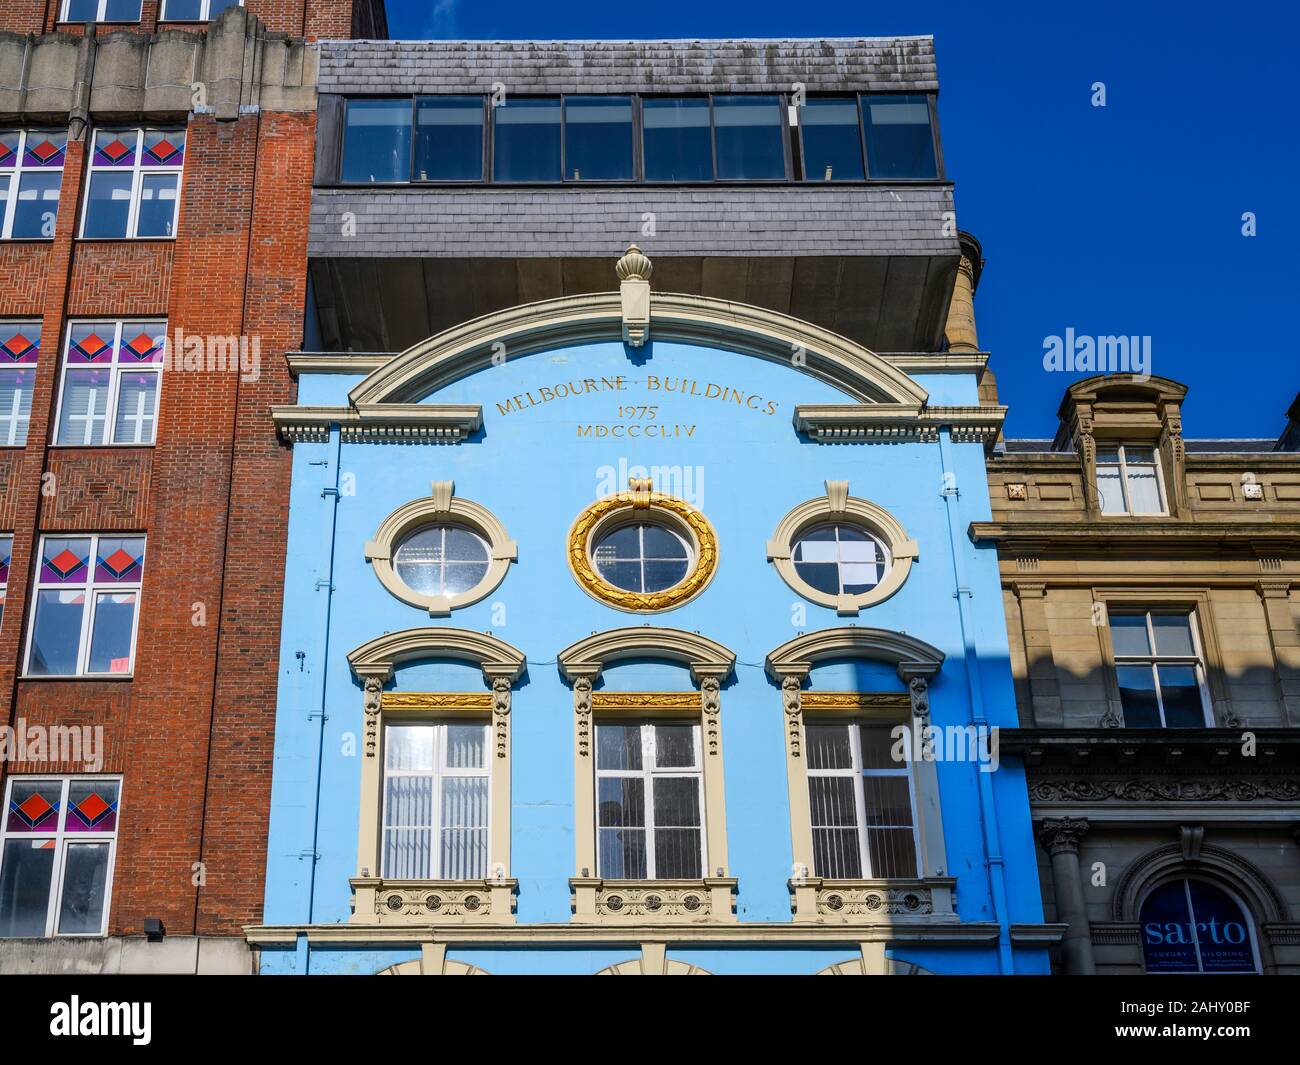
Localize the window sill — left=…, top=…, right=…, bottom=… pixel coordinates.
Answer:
left=0, top=237, right=57, bottom=244
left=349, top=877, right=517, bottom=926
left=47, top=443, right=156, bottom=451
left=788, top=876, right=958, bottom=923
left=19, top=673, right=134, bottom=682
left=74, top=237, right=176, bottom=245
left=570, top=876, right=738, bottom=924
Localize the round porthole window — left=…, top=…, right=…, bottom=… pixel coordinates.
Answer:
left=393, top=524, right=491, bottom=598
left=768, top=483, right=917, bottom=616
left=366, top=483, right=517, bottom=616
left=592, top=521, right=694, bottom=593
left=791, top=523, right=891, bottom=597
left=569, top=479, right=718, bottom=612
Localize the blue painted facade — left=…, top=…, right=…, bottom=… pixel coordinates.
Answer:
left=258, top=333, right=1051, bottom=975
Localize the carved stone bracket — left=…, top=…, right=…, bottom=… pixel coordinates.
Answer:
left=361, top=674, right=384, bottom=758
left=574, top=674, right=595, bottom=758
left=701, top=675, right=721, bottom=756
left=490, top=675, right=512, bottom=759
left=907, top=675, right=930, bottom=725
left=781, top=674, right=804, bottom=757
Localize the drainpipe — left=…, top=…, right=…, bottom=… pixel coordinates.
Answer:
left=302, top=431, right=343, bottom=972
left=936, top=428, right=1015, bottom=974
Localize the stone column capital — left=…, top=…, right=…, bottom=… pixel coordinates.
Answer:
left=1038, top=816, right=1090, bottom=856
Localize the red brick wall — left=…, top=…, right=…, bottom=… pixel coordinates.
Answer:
left=0, top=107, right=314, bottom=936
left=8, top=0, right=376, bottom=37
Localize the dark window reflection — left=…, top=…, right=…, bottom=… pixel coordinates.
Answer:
left=862, top=94, right=938, bottom=179
left=414, top=97, right=483, bottom=181
left=564, top=96, right=633, bottom=181
left=801, top=98, right=865, bottom=181
left=713, top=95, right=785, bottom=180
left=643, top=98, right=712, bottom=181
left=341, top=98, right=412, bottom=183
left=493, top=98, right=561, bottom=182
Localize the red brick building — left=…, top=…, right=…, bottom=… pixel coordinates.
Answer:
left=0, top=2, right=382, bottom=973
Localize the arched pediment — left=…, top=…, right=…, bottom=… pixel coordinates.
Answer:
left=347, top=626, right=526, bottom=683
left=346, top=290, right=929, bottom=408
left=765, top=626, right=944, bottom=682
left=557, top=626, right=736, bottom=682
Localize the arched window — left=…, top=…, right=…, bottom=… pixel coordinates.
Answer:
left=1140, top=879, right=1259, bottom=974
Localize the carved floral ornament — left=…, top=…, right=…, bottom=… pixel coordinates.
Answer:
left=567, top=477, right=719, bottom=613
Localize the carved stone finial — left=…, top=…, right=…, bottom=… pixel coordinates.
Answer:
left=615, top=245, right=652, bottom=282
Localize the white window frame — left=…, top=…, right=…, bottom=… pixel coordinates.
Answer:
left=594, top=720, right=706, bottom=880
left=0, top=320, right=41, bottom=447
left=160, top=0, right=243, bottom=20
left=23, top=533, right=146, bottom=678
left=805, top=720, right=920, bottom=879
left=0, top=776, right=122, bottom=938
left=53, top=319, right=165, bottom=447
left=0, top=130, right=65, bottom=240
left=380, top=720, right=491, bottom=880
left=58, top=0, right=142, bottom=22
left=80, top=128, right=184, bottom=240
left=1110, top=609, right=1213, bottom=728
left=1096, top=442, right=1167, bottom=515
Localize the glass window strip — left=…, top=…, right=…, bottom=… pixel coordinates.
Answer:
left=53, top=320, right=165, bottom=447
left=338, top=93, right=939, bottom=185
left=81, top=128, right=184, bottom=240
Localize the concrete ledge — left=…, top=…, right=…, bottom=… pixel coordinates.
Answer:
left=0, top=936, right=255, bottom=975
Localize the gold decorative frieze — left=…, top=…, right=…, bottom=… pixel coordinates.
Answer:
left=590, top=692, right=701, bottom=710
left=381, top=692, right=494, bottom=710
left=800, top=691, right=912, bottom=712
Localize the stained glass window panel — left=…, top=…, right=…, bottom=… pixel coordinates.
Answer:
left=66, top=781, right=119, bottom=833
left=6, top=781, right=61, bottom=833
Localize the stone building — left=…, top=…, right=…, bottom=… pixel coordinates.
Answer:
left=248, top=36, right=1059, bottom=975
left=977, top=369, right=1300, bottom=974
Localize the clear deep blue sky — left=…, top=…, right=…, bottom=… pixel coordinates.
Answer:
left=381, top=1, right=1296, bottom=439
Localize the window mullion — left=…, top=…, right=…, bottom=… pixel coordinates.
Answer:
left=431, top=724, right=445, bottom=879
left=849, top=725, right=872, bottom=877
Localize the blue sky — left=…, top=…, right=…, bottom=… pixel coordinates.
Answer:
left=382, top=1, right=1296, bottom=439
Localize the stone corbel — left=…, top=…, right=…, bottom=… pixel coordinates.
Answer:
left=617, top=245, right=652, bottom=347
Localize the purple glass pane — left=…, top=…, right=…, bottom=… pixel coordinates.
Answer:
left=66, top=780, right=120, bottom=833
left=93, top=130, right=136, bottom=168
left=0, top=131, right=18, bottom=167
left=6, top=781, right=61, bottom=832
left=0, top=535, right=11, bottom=584
left=141, top=129, right=185, bottom=167
left=23, top=131, right=67, bottom=168
left=67, top=324, right=115, bottom=364
left=40, top=537, right=91, bottom=584
left=0, top=324, right=39, bottom=363
left=94, top=537, right=145, bottom=584
left=116, top=323, right=165, bottom=363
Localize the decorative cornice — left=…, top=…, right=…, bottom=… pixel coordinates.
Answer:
left=286, top=350, right=991, bottom=378
left=347, top=627, right=526, bottom=684
left=1030, top=778, right=1300, bottom=804
left=971, top=519, right=1300, bottom=548
left=270, top=403, right=482, bottom=443
left=766, top=626, right=944, bottom=682
left=347, top=290, right=930, bottom=408
left=558, top=627, right=736, bottom=683
left=794, top=404, right=1006, bottom=450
